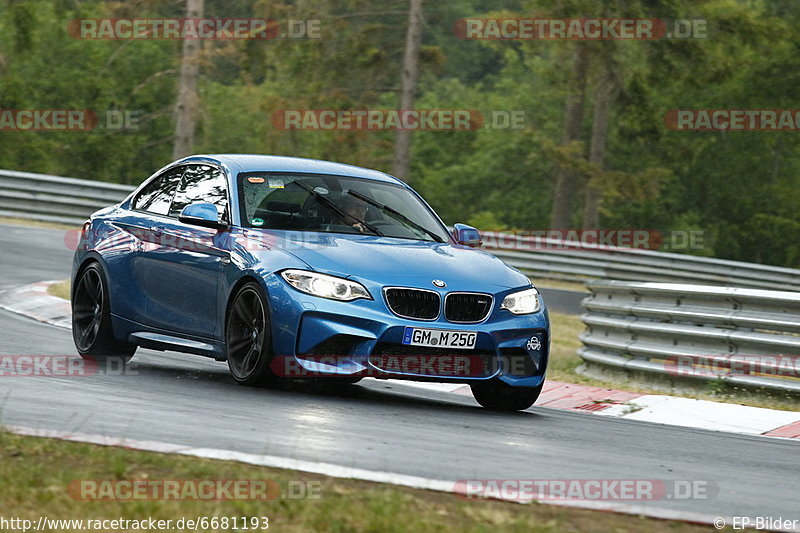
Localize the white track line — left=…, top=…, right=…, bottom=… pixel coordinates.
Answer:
left=1, top=283, right=796, bottom=527
left=7, top=424, right=726, bottom=528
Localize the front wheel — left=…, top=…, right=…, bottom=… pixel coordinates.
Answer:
left=72, top=263, right=136, bottom=363
left=470, top=380, right=543, bottom=412
left=226, top=282, right=277, bottom=387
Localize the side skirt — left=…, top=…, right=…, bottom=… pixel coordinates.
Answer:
left=112, top=314, right=226, bottom=360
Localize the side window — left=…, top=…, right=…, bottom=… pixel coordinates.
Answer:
left=169, top=165, right=229, bottom=220
left=132, top=167, right=184, bottom=216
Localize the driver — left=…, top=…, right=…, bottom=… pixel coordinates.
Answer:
left=339, top=195, right=369, bottom=233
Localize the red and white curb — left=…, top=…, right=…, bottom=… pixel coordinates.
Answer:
left=0, top=281, right=797, bottom=529
left=387, top=380, right=800, bottom=439
left=3, top=281, right=800, bottom=441
left=0, top=280, right=71, bottom=329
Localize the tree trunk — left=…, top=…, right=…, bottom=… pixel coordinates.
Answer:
left=172, top=0, right=203, bottom=160
left=549, top=44, right=589, bottom=229
left=392, top=0, right=424, bottom=182
left=582, top=68, right=617, bottom=228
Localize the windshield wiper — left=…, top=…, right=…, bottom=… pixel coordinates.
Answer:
left=290, top=181, right=384, bottom=237
left=346, top=190, right=445, bottom=243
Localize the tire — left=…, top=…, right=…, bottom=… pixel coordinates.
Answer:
left=226, top=282, right=277, bottom=387
left=72, top=262, right=136, bottom=363
left=470, top=379, right=543, bottom=412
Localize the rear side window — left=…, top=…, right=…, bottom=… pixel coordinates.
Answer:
left=169, top=165, right=229, bottom=221
left=132, top=167, right=184, bottom=215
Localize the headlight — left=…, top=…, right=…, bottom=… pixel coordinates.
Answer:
left=500, top=287, right=540, bottom=315
left=281, top=269, right=372, bottom=301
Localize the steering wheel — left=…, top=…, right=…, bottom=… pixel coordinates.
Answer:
left=365, top=220, right=393, bottom=228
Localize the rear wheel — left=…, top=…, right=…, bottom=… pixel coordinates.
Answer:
left=226, top=282, right=277, bottom=387
left=470, top=379, right=543, bottom=412
left=72, top=263, right=136, bottom=362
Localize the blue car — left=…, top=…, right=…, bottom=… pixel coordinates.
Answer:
left=71, top=155, right=549, bottom=411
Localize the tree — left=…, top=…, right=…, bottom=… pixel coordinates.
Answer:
left=392, top=0, right=424, bottom=182
left=582, top=57, right=618, bottom=227
left=173, top=0, right=203, bottom=159
left=549, top=43, right=589, bottom=229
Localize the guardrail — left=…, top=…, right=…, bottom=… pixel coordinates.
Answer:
left=481, top=232, right=800, bottom=292
left=0, top=169, right=134, bottom=225
left=1, top=168, right=799, bottom=293
left=578, top=280, right=800, bottom=392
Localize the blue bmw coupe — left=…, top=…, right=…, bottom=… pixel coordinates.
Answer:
left=71, top=155, right=549, bottom=410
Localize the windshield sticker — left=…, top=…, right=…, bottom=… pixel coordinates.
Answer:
left=251, top=217, right=265, bottom=226
left=314, top=186, right=329, bottom=195
left=268, top=178, right=284, bottom=189
left=248, top=177, right=265, bottom=184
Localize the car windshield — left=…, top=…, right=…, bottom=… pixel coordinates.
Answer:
left=238, top=173, right=450, bottom=243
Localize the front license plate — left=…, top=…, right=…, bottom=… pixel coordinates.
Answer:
left=402, top=327, right=477, bottom=350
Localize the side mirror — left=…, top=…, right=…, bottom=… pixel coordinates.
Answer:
left=453, top=223, right=482, bottom=248
left=179, top=202, right=226, bottom=229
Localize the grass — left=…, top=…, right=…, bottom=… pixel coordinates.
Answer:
left=546, top=312, right=587, bottom=383
left=0, top=430, right=711, bottom=533
left=0, top=215, right=78, bottom=231
left=47, top=280, right=71, bottom=301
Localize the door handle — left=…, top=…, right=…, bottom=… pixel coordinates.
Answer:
left=150, top=225, right=166, bottom=236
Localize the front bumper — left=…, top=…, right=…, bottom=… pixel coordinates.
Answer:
left=263, top=274, right=549, bottom=388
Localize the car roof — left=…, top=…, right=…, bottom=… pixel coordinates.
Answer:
left=176, top=154, right=406, bottom=186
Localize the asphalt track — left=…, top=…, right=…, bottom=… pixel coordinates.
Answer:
left=0, top=223, right=798, bottom=523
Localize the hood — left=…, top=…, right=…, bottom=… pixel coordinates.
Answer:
left=262, top=231, right=529, bottom=291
